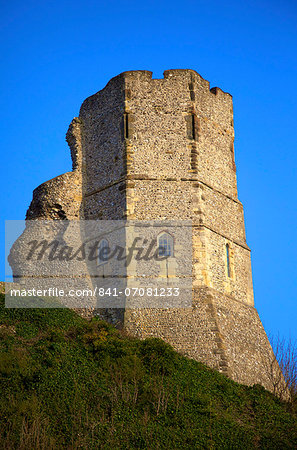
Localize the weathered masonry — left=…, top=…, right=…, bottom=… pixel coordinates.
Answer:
left=22, top=70, right=281, bottom=391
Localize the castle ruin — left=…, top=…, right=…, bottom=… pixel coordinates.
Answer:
left=12, top=70, right=282, bottom=392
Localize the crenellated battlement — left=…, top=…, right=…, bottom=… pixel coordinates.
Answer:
left=80, top=70, right=233, bottom=130
left=103, top=69, right=232, bottom=97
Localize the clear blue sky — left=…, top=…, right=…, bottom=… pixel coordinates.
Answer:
left=1, top=0, right=297, bottom=341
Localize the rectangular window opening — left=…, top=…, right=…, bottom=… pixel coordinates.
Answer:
left=124, top=113, right=129, bottom=139
left=191, top=114, right=196, bottom=140
left=226, top=244, right=231, bottom=278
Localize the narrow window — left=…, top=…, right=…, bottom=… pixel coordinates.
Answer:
left=158, top=233, right=173, bottom=258
left=98, top=239, right=109, bottom=266
left=226, top=243, right=231, bottom=278
left=191, top=114, right=196, bottom=140
left=124, top=113, right=129, bottom=139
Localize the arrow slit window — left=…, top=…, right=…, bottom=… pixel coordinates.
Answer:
left=226, top=243, right=231, bottom=278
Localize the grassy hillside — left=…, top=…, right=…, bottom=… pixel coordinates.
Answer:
left=0, top=293, right=296, bottom=449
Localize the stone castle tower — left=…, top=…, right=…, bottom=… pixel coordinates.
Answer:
left=22, top=70, right=280, bottom=391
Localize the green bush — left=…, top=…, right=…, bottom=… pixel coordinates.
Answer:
left=0, top=293, right=296, bottom=449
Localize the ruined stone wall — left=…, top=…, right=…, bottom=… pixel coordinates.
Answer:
left=26, top=172, right=82, bottom=220
left=13, top=69, right=283, bottom=393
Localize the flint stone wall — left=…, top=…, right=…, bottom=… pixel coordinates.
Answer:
left=9, top=69, right=284, bottom=394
